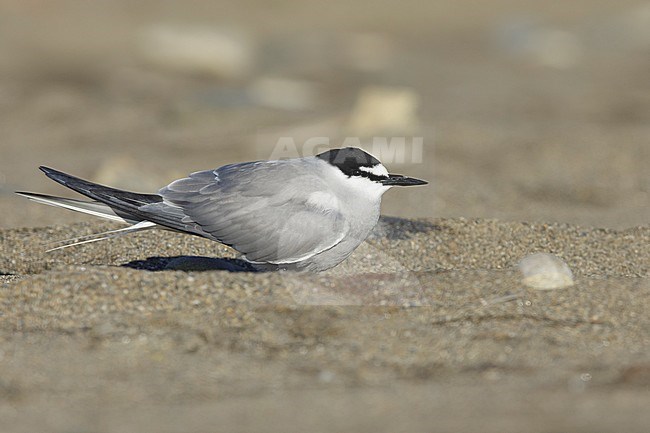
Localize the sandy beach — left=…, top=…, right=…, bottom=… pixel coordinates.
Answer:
left=1, top=0, right=649, bottom=431
left=1, top=219, right=648, bottom=432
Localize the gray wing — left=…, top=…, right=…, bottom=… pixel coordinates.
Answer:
left=154, top=160, right=349, bottom=264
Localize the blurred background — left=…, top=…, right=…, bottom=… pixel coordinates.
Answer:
left=0, top=0, right=648, bottom=229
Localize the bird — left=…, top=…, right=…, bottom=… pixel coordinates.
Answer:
left=17, top=147, right=427, bottom=271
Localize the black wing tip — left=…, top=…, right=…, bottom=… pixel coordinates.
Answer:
left=39, top=166, right=62, bottom=177
left=38, top=166, right=79, bottom=187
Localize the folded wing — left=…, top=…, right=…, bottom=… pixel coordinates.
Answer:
left=157, top=160, right=349, bottom=264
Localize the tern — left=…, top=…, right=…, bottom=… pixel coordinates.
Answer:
left=18, top=147, right=427, bottom=271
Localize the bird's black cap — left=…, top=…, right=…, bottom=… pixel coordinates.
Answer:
left=316, top=147, right=381, bottom=178
left=316, top=147, right=427, bottom=186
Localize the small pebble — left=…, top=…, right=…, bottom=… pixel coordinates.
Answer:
left=346, top=86, right=419, bottom=137
left=494, top=18, right=582, bottom=69
left=248, top=77, right=318, bottom=111
left=518, top=253, right=574, bottom=290
left=138, top=25, right=253, bottom=79
left=318, top=370, right=336, bottom=383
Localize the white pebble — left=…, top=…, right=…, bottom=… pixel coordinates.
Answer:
left=248, top=77, right=318, bottom=111
left=346, top=86, right=419, bottom=136
left=138, top=25, right=253, bottom=79
left=518, top=253, right=574, bottom=290
left=494, top=19, right=582, bottom=69
left=318, top=370, right=335, bottom=383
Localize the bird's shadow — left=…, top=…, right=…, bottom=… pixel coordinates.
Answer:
left=122, top=256, right=259, bottom=272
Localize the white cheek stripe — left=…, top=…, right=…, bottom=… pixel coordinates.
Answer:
left=359, top=164, right=389, bottom=177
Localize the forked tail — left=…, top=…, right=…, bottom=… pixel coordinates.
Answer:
left=17, top=166, right=211, bottom=251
